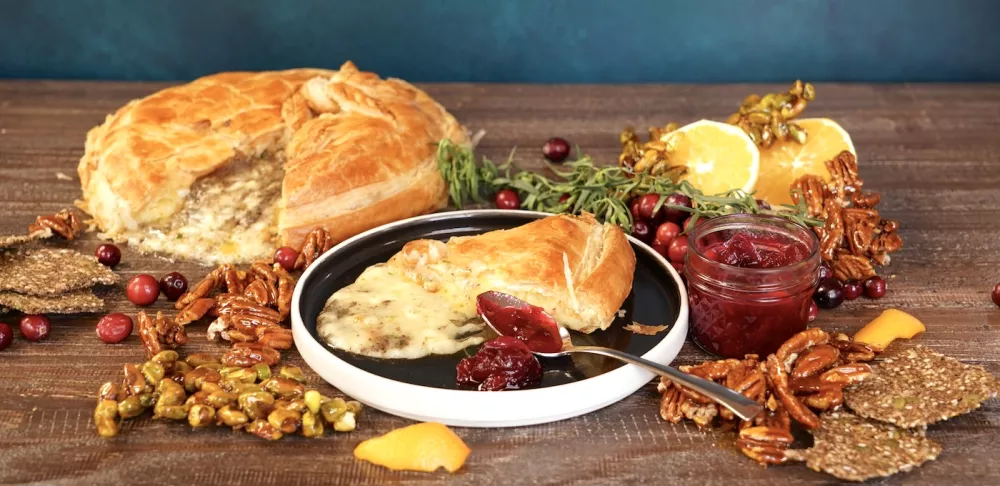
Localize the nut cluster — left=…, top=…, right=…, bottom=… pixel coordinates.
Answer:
left=726, top=80, right=815, bottom=148
left=617, top=124, right=686, bottom=177
left=27, top=208, right=84, bottom=240
left=791, top=151, right=903, bottom=280
left=94, top=350, right=361, bottom=439
left=657, top=329, right=877, bottom=465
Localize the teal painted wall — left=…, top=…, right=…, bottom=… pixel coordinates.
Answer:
left=1, top=0, right=998, bottom=82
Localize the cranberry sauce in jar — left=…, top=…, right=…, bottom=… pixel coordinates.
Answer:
left=684, top=214, right=820, bottom=359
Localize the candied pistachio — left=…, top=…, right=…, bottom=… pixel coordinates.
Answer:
left=200, top=382, right=223, bottom=394
left=333, top=411, right=356, bottom=432
left=253, top=363, right=271, bottom=381
left=137, top=393, right=155, bottom=409
left=186, top=390, right=211, bottom=408
left=304, top=390, right=322, bottom=415
left=117, top=396, right=145, bottom=419
left=279, top=398, right=307, bottom=413
left=188, top=404, right=216, bottom=427
left=261, top=377, right=305, bottom=400
left=185, top=353, right=222, bottom=368
left=247, top=419, right=283, bottom=440
left=184, top=366, right=222, bottom=393
left=94, top=399, right=119, bottom=438
left=238, top=391, right=275, bottom=421
left=157, top=378, right=187, bottom=406
left=268, top=408, right=302, bottom=434
left=151, top=350, right=179, bottom=365
left=320, top=397, right=347, bottom=425
left=301, top=411, right=324, bottom=438
left=221, top=367, right=258, bottom=384
left=278, top=365, right=306, bottom=383
left=98, top=381, right=122, bottom=402
left=123, top=363, right=149, bottom=395
left=346, top=400, right=363, bottom=415
left=207, top=390, right=238, bottom=409
left=217, top=405, right=249, bottom=428
left=170, top=360, right=193, bottom=376
left=154, top=403, right=187, bottom=421
left=140, top=361, right=166, bottom=385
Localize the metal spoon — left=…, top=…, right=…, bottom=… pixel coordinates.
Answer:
left=477, top=291, right=763, bottom=422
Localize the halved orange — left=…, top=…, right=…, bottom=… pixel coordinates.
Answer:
left=662, top=120, right=760, bottom=195
left=754, top=118, right=856, bottom=206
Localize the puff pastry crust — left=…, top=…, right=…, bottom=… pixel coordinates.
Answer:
left=77, top=62, right=466, bottom=262
left=388, top=213, right=636, bottom=333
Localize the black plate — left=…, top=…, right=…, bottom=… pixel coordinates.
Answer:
left=297, top=210, right=682, bottom=391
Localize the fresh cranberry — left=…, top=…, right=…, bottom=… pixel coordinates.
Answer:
left=19, top=314, right=50, bottom=342
left=863, top=276, right=887, bottom=299
left=495, top=189, right=521, bottom=210
left=126, top=274, right=160, bottom=306
left=629, top=198, right=644, bottom=222
left=670, top=261, right=685, bottom=275
left=651, top=243, right=670, bottom=260
left=637, top=194, right=663, bottom=222
left=158, top=272, right=188, bottom=301
left=542, top=137, right=571, bottom=163
left=632, top=221, right=653, bottom=244
left=654, top=222, right=681, bottom=246
left=96, top=313, right=133, bottom=344
left=456, top=337, right=542, bottom=391
left=818, top=264, right=833, bottom=281
left=807, top=300, right=819, bottom=322
left=0, top=323, right=12, bottom=351
left=558, top=194, right=570, bottom=203
left=273, top=247, right=299, bottom=272
left=667, top=235, right=689, bottom=263
left=842, top=280, right=863, bottom=301
left=755, top=199, right=771, bottom=211
left=94, top=243, right=121, bottom=267
left=660, top=193, right=694, bottom=224
left=992, top=283, right=1000, bottom=307
left=814, top=278, right=845, bottom=309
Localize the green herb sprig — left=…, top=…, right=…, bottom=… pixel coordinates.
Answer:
left=436, top=139, right=823, bottom=233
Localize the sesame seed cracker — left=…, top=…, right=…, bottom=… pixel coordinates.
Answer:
left=0, top=248, right=119, bottom=296
left=0, top=289, right=104, bottom=314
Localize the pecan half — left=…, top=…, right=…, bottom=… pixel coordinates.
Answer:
left=138, top=311, right=188, bottom=359
left=243, top=280, right=272, bottom=307
left=28, top=209, right=83, bottom=240
left=176, top=268, right=223, bottom=310
left=294, top=227, right=333, bottom=270
left=222, top=343, right=281, bottom=367
left=175, top=298, right=215, bottom=326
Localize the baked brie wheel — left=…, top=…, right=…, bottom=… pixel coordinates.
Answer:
left=77, top=62, right=466, bottom=264
left=316, top=214, right=636, bottom=359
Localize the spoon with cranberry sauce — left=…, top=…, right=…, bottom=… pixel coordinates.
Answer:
left=476, top=291, right=764, bottom=421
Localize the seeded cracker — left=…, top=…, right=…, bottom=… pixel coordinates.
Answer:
left=844, top=346, right=999, bottom=428
left=0, top=228, right=52, bottom=248
left=0, top=248, right=119, bottom=296
left=785, top=412, right=941, bottom=482
left=0, top=289, right=104, bottom=314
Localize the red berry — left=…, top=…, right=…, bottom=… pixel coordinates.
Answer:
left=542, top=137, right=570, bottom=162
left=863, top=276, right=887, bottom=299
left=96, top=313, right=133, bottom=344
left=632, top=221, right=653, bottom=244
left=670, top=261, right=685, bottom=275
left=814, top=278, right=845, bottom=309
left=273, top=247, right=299, bottom=272
left=660, top=193, right=693, bottom=224
left=95, top=243, right=121, bottom=267
left=654, top=222, right=681, bottom=246
left=637, top=194, right=663, bottom=222
left=19, top=314, right=50, bottom=342
left=651, top=243, right=670, bottom=260
left=126, top=274, right=160, bottom=306
left=843, top=280, right=863, bottom=301
left=495, top=189, right=521, bottom=210
left=159, top=272, right=188, bottom=301
left=629, top=198, right=644, bottom=222
left=992, top=283, right=1000, bottom=307
left=667, top=235, right=689, bottom=263
left=807, top=300, right=818, bottom=322
left=0, top=322, right=12, bottom=351
left=558, top=194, right=570, bottom=203
left=818, top=264, right=833, bottom=281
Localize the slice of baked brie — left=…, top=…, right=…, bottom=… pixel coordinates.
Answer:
left=316, top=214, right=636, bottom=359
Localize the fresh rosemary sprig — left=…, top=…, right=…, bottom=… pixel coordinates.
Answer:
left=436, top=139, right=823, bottom=233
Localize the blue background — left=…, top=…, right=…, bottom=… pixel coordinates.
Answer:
left=2, top=0, right=999, bottom=82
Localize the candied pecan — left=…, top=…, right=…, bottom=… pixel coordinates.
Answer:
left=816, top=200, right=845, bottom=262
left=243, top=280, right=271, bottom=307
left=28, top=209, right=83, bottom=240
left=831, top=250, right=876, bottom=281
left=736, top=426, right=792, bottom=465
left=229, top=312, right=281, bottom=336
left=791, top=344, right=840, bottom=379
left=766, top=354, right=820, bottom=430
left=256, top=327, right=293, bottom=350
left=776, top=328, right=829, bottom=369
left=272, top=264, right=295, bottom=322
left=801, top=389, right=844, bottom=411
left=850, top=191, right=881, bottom=209
left=222, top=343, right=281, bottom=367
left=222, top=265, right=245, bottom=295
left=294, top=227, right=333, bottom=270
left=175, top=298, right=215, bottom=326
left=842, top=207, right=879, bottom=257
left=175, top=268, right=223, bottom=310
left=216, top=295, right=281, bottom=321
left=680, top=400, right=717, bottom=428
left=137, top=311, right=188, bottom=359
left=790, top=175, right=827, bottom=218
left=825, top=151, right=862, bottom=197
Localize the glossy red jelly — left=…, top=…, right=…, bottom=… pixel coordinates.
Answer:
left=456, top=337, right=543, bottom=391
left=475, top=291, right=563, bottom=353
left=685, top=214, right=819, bottom=359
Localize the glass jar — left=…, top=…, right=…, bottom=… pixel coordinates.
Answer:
left=684, top=214, right=820, bottom=359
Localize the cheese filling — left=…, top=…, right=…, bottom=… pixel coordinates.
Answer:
left=316, top=264, right=484, bottom=359
left=120, top=155, right=284, bottom=264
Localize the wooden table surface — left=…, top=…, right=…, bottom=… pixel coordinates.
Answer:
left=1, top=81, right=999, bottom=485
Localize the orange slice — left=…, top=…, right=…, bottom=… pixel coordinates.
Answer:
left=663, top=120, right=760, bottom=195
left=354, top=422, right=471, bottom=473
left=853, top=309, right=926, bottom=351
left=754, top=118, right=856, bottom=206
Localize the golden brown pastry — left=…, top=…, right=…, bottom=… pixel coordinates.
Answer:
left=77, top=62, right=466, bottom=264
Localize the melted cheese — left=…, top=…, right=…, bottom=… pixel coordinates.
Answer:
left=316, top=264, right=484, bottom=359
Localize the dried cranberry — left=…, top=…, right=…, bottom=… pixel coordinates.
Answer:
left=94, top=243, right=121, bottom=267
left=863, top=276, right=887, bottom=299
left=495, top=189, right=521, bottom=210
left=660, top=193, right=693, bottom=224
left=126, top=274, right=160, bottom=306
left=667, top=235, right=689, bottom=263
left=456, top=337, right=542, bottom=391
left=19, top=314, right=50, bottom=342
left=814, top=278, right=845, bottom=309
left=0, top=323, right=12, bottom=351
left=818, top=264, right=833, bottom=281
left=632, top=221, right=653, bottom=244
left=807, top=300, right=819, bottom=322
left=654, top=222, right=681, bottom=246
left=992, top=283, right=1000, bottom=307
left=96, top=313, right=133, bottom=344
left=159, top=272, right=188, bottom=301
left=542, top=137, right=570, bottom=163
left=843, top=280, right=863, bottom=301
